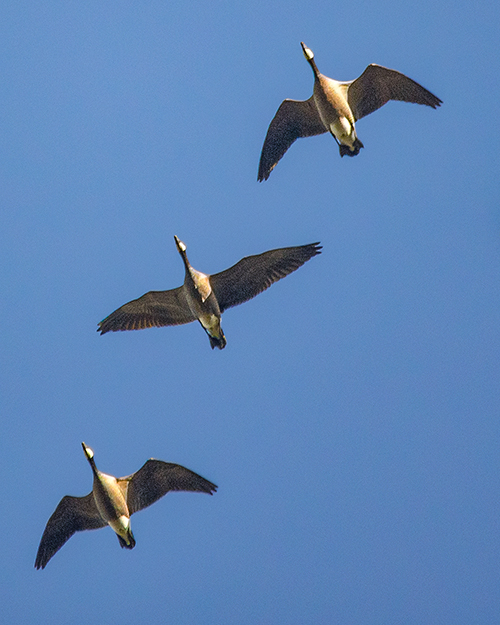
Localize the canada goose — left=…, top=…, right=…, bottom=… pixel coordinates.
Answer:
left=98, top=236, right=322, bottom=349
left=34, top=443, right=217, bottom=569
left=258, top=42, right=442, bottom=181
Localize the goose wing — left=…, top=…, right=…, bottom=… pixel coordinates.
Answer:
left=210, top=242, right=322, bottom=312
left=123, top=460, right=217, bottom=515
left=347, top=64, right=442, bottom=121
left=258, top=97, right=326, bottom=181
left=35, top=493, right=105, bottom=569
left=98, top=287, right=196, bottom=334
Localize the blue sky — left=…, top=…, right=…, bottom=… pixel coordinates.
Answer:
left=1, top=1, right=499, bottom=623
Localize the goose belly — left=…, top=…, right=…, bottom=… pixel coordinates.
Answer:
left=188, top=269, right=212, bottom=304
left=93, top=474, right=128, bottom=522
left=313, top=79, right=356, bottom=146
left=199, top=312, right=221, bottom=337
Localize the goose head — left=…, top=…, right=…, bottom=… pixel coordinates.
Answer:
left=81, top=442, right=94, bottom=462
left=300, top=42, right=319, bottom=77
left=300, top=42, right=314, bottom=62
left=174, top=235, right=187, bottom=254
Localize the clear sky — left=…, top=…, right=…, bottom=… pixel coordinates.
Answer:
left=1, top=1, right=499, bottom=623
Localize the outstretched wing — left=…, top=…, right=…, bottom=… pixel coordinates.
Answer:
left=35, top=493, right=105, bottom=569
left=347, top=64, right=442, bottom=121
left=98, top=287, right=196, bottom=334
left=123, top=460, right=217, bottom=515
left=258, top=98, right=326, bottom=181
left=210, top=242, right=322, bottom=312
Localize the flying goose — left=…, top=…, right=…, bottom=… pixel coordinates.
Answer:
left=34, top=443, right=217, bottom=569
left=98, top=236, right=322, bottom=349
left=258, top=42, right=442, bottom=181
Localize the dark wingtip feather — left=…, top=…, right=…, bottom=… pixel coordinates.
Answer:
left=257, top=166, right=273, bottom=182
left=303, top=242, right=322, bottom=258
left=97, top=315, right=118, bottom=334
left=34, top=554, right=46, bottom=570
left=97, top=315, right=150, bottom=335
left=198, top=480, right=217, bottom=495
left=257, top=162, right=271, bottom=182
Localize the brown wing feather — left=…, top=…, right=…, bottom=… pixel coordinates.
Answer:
left=258, top=98, right=326, bottom=181
left=35, top=493, right=105, bottom=569
left=210, top=243, right=322, bottom=312
left=347, top=64, right=442, bottom=121
left=122, top=460, right=217, bottom=515
left=97, top=287, right=196, bottom=334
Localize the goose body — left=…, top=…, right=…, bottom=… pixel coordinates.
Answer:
left=34, top=443, right=217, bottom=569
left=258, top=42, right=442, bottom=181
left=98, top=236, right=322, bottom=349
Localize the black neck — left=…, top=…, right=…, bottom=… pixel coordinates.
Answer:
left=307, top=56, right=320, bottom=79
